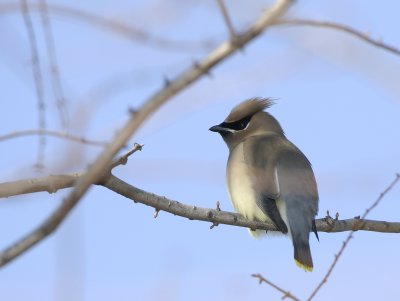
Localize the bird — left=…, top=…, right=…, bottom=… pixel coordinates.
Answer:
left=209, top=97, right=319, bottom=271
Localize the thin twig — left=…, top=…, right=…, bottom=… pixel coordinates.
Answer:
left=216, top=0, right=237, bottom=39
left=0, top=0, right=294, bottom=267
left=276, top=19, right=400, bottom=57
left=20, top=0, right=46, bottom=169
left=108, top=143, right=143, bottom=170
left=307, top=173, right=400, bottom=301
left=252, top=274, right=300, bottom=301
left=39, top=0, right=68, bottom=128
left=0, top=129, right=107, bottom=146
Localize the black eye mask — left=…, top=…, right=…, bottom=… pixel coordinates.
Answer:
left=221, top=115, right=252, bottom=131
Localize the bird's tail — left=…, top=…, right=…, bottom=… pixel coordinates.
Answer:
left=293, top=238, right=313, bottom=272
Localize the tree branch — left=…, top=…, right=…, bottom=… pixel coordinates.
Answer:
left=0, top=174, right=78, bottom=197
left=276, top=18, right=400, bottom=57
left=0, top=129, right=107, bottom=146
left=0, top=0, right=294, bottom=267
left=103, top=175, right=400, bottom=233
left=1, top=171, right=399, bottom=234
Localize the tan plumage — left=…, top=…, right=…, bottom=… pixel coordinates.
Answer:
left=210, top=98, right=319, bottom=271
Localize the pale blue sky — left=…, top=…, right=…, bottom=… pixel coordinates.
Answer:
left=0, top=1, right=399, bottom=300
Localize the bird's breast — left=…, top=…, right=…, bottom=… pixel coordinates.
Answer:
left=226, top=143, right=268, bottom=222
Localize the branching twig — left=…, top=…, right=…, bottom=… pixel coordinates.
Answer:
left=39, top=0, right=68, bottom=128
left=0, top=0, right=294, bottom=267
left=0, top=129, right=107, bottom=146
left=216, top=0, right=237, bottom=40
left=276, top=19, right=400, bottom=57
left=252, top=274, right=300, bottom=301
left=307, top=173, right=400, bottom=301
left=20, top=0, right=46, bottom=169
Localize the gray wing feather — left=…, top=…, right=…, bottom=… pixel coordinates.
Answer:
left=243, top=136, right=288, bottom=233
left=276, top=143, right=319, bottom=226
left=277, top=142, right=319, bottom=268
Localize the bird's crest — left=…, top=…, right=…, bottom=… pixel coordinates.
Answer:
left=225, top=97, right=274, bottom=123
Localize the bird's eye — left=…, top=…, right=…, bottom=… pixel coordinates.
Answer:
left=222, top=115, right=252, bottom=131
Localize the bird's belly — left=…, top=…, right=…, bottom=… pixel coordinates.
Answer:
left=226, top=146, right=268, bottom=223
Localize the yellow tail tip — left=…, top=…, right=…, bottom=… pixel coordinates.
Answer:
left=295, top=259, right=313, bottom=272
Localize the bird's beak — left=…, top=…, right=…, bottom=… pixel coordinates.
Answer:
left=209, top=124, right=226, bottom=133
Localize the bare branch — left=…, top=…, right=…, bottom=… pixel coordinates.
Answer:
left=276, top=19, right=400, bottom=57
left=19, top=0, right=46, bottom=169
left=1, top=172, right=400, bottom=234
left=307, top=173, right=400, bottom=301
left=104, top=174, right=276, bottom=231
left=39, top=0, right=68, bottom=128
left=0, top=174, right=79, bottom=197
left=104, top=175, right=400, bottom=233
left=252, top=274, right=300, bottom=301
left=0, top=129, right=107, bottom=146
left=215, top=0, right=237, bottom=40
left=318, top=215, right=400, bottom=233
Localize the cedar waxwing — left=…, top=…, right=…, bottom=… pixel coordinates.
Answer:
left=209, top=98, right=319, bottom=271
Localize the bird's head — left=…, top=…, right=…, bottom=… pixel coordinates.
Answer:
left=209, top=97, right=284, bottom=149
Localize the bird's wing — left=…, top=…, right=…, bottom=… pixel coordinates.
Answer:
left=276, top=141, right=319, bottom=269
left=276, top=141, right=319, bottom=225
left=243, top=135, right=288, bottom=233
